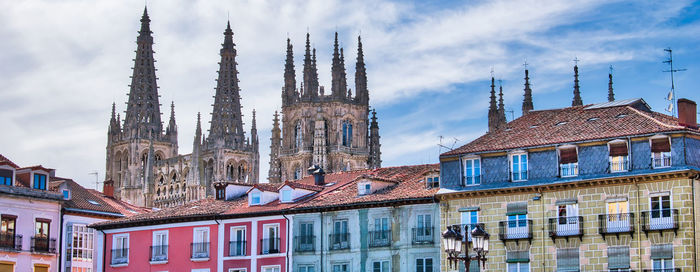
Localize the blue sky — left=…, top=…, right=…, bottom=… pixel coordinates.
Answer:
left=1, top=0, right=699, bottom=189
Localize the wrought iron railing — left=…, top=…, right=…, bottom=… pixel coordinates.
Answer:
left=548, top=216, right=584, bottom=238
left=260, top=238, right=280, bottom=254
left=652, top=155, right=672, bottom=168
left=149, top=245, right=168, bottom=262
left=642, top=269, right=680, bottom=272
left=329, top=233, right=350, bottom=250
left=498, top=219, right=533, bottom=241
left=31, top=236, right=56, bottom=253
left=610, top=156, right=629, bottom=172
left=229, top=240, right=246, bottom=256
left=641, top=209, right=679, bottom=233
left=411, top=227, right=434, bottom=244
left=560, top=163, right=579, bottom=177
left=190, top=242, right=210, bottom=259
left=0, top=234, right=21, bottom=251
left=598, top=213, right=634, bottom=235
left=368, top=230, right=391, bottom=247
left=110, top=248, right=128, bottom=265
left=294, top=235, right=315, bottom=252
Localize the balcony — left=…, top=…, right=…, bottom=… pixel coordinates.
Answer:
left=294, top=235, right=315, bottom=252
left=260, top=238, right=280, bottom=254
left=31, top=236, right=56, bottom=253
left=329, top=233, right=350, bottom=250
left=598, top=213, right=635, bottom=238
left=560, top=163, right=578, bottom=177
left=190, top=242, right=210, bottom=260
left=111, top=248, right=128, bottom=265
left=652, top=152, right=672, bottom=168
left=412, top=227, right=434, bottom=244
left=229, top=240, right=246, bottom=256
left=610, top=156, right=629, bottom=172
left=642, top=269, right=680, bottom=272
left=149, top=245, right=168, bottom=262
left=641, top=209, right=679, bottom=235
left=548, top=216, right=583, bottom=240
left=0, top=234, right=21, bottom=251
left=368, top=230, right=391, bottom=248
left=498, top=219, right=533, bottom=242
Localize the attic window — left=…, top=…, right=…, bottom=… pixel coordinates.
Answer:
left=426, top=176, right=440, bottom=188
left=504, top=128, right=513, bottom=131
left=587, top=117, right=599, bottom=121
left=530, top=125, right=539, bottom=128
left=555, top=121, right=568, bottom=126
left=250, top=192, right=261, bottom=205
left=62, top=189, right=71, bottom=200
left=616, top=114, right=628, bottom=118
left=281, top=189, right=292, bottom=202
left=87, top=200, right=101, bottom=206
left=358, top=183, right=371, bottom=196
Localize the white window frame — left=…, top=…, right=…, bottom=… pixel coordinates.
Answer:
left=416, top=257, right=434, bottom=272
left=358, top=182, right=371, bottom=195
left=332, top=263, right=350, bottom=272
left=608, top=139, right=629, bottom=173
left=151, top=230, right=168, bottom=263
left=463, top=156, right=481, bottom=186
left=297, top=264, right=315, bottom=272
left=262, top=223, right=280, bottom=254
left=229, top=269, right=247, bottom=272
left=111, top=233, right=129, bottom=266
left=230, top=226, right=246, bottom=256
left=372, top=260, right=390, bottom=272
left=261, top=265, right=281, bottom=272
left=507, top=261, right=530, bottom=272
left=650, top=135, right=672, bottom=169
left=192, top=227, right=210, bottom=260
left=557, top=145, right=579, bottom=177
left=461, top=210, right=478, bottom=241
left=510, top=152, right=528, bottom=181
left=250, top=191, right=261, bottom=205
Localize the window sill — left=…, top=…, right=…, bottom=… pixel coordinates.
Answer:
left=561, top=174, right=578, bottom=178
left=511, top=180, right=528, bottom=182
left=110, top=263, right=129, bottom=268
left=191, top=257, right=210, bottom=262
left=149, top=260, right=168, bottom=265
left=652, top=165, right=671, bottom=169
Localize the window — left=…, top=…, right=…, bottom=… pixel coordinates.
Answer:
left=298, top=265, right=315, bottom=272
left=1, top=215, right=17, bottom=249
left=151, top=230, right=168, bottom=261
left=0, top=169, right=12, bottom=186
left=342, top=120, right=353, bottom=147
left=464, top=158, right=481, bottom=185
left=608, top=246, right=630, bottom=272
left=281, top=189, right=292, bottom=202
left=461, top=210, right=478, bottom=241
left=650, top=195, right=672, bottom=229
left=192, top=227, right=209, bottom=259
left=332, top=264, right=349, bottom=272
left=508, top=262, right=530, bottom=272
left=558, top=146, right=578, bottom=177
left=506, top=202, right=528, bottom=239
left=331, top=220, right=349, bottom=249
left=230, top=226, right=246, bottom=256
left=33, top=173, right=47, bottom=190
left=298, top=222, right=314, bottom=251
left=112, top=234, right=129, bottom=265
left=250, top=192, right=261, bottom=205
left=229, top=269, right=247, bottom=272
left=511, top=153, right=528, bottom=181
left=416, top=214, right=432, bottom=239
left=294, top=167, right=302, bottom=180
left=651, top=136, right=671, bottom=168
left=217, top=188, right=225, bottom=200
left=358, top=182, right=371, bottom=195
left=608, top=141, right=629, bottom=172
left=262, top=224, right=279, bottom=254
left=67, top=224, right=94, bottom=271
left=416, top=258, right=433, bottom=272
left=557, top=248, right=580, bottom=272
left=62, top=189, right=71, bottom=200
left=606, top=200, right=631, bottom=233
left=651, top=244, right=673, bottom=270
left=507, top=250, right=530, bottom=272
left=262, top=266, right=281, bottom=272
left=426, top=176, right=439, bottom=188
left=371, top=217, right=390, bottom=247
left=372, top=260, right=390, bottom=272
left=556, top=204, right=579, bottom=236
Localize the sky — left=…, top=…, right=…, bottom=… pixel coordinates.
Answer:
left=1, top=0, right=699, bottom=190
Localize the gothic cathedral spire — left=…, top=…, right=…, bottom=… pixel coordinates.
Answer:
left=207, top=21, right=245, bottom=148
left=331, top=32, right=344, bottom=99
left=487, top=77, right=499, bottom=132
left=268, top=111, right=282, bottom=183
left=498, top=82, right=507, bottom=125
left=283, top=38, right=296, bottom=107
left=572, top=64, right=583, bottom=106
left=302, top=33, right=315, bottom=100
left=355, top=35, right=369, bottom=105
left=369, top=109, right=382, bottom=169
left=522, top=69, right=534, bottom=115
left=608, top=66, right=615, bottom=102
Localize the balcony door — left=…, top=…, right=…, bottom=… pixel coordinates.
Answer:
left=650, top=195, right=671, bottom=229
left=231, top=227, right=245, bottom=256
left=299, top=222, right=313, bottom=251
left=507, top=214, right=527, bottom=239
left=607, top=201, right=630, bottom=232
left=557, top=204, right=579, bottom=236
left=263, top=225, right=279, bottom=254
left=333, top=220, right=348, bottom=248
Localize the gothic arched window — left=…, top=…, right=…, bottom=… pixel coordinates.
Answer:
left=342, top=120, right=353, bottom=147
left=171, top=173, right=177, bottom=183
left=295, top=121, right=303, bottom=149
left=226, top=163, right=235, bottom=181
left=238, top=164, right=247, bottom=182
left=294, top=167, right=302, bottom=180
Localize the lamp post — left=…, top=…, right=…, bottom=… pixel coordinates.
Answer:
left=442, top=224, right=489, bottom=271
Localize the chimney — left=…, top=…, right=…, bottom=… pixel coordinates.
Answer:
left=678, top=98, right=697, bottom=128
left=308, top=165, right=325, bottom=186
left=103, top=179, right=114, bottom=198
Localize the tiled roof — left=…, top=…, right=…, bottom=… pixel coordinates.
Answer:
left=92, top=164, right=440, bottom=229
left=0, top=154, right=20, bottom=169
left=442, top=99, right=699, bottom=157
left=283, top=181, right=324, bottom=192
left=249, top=183, right=281, bottom=192
left=49, top=177, right=149, bottom=218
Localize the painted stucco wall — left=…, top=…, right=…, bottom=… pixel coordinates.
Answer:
left=219, top=216, right=287, bottom=272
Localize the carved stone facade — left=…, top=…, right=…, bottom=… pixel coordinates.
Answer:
left=105, top=9, right=259, bottom=208
left=268, top=34, right=381, bottom=183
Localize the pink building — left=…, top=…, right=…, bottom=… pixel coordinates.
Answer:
left=0, top=155, right=62, bottom=272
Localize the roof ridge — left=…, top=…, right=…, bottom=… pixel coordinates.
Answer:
left=626, top=105, right=683, bottom=130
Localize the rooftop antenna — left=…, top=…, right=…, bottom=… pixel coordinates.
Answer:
left=663, top=48, right=686, bottom=117
left=88, top=171, right=100, bottom=190
left=506, top=108, right=515, bottom=122
left=438, top=136, right=460, bottom=152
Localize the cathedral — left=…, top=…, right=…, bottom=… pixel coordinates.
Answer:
left=267, top=33, right=382, bottom=183
left=105, top=8, right=259, bottom=208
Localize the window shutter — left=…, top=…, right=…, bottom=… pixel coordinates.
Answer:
left=557, top=248, right=579, bottom=271
left=507, top=250, right=530, bottom=262
left=608, top=247, right=630, bottom=269
left=651, top=244, right=673, bottom=259
left=651, top=138, right=671, bottom=152
left=559, top=148, right=578, bottom=164
left=506, top=202, right=528, bottom=215
left=609, top=142, right=629, bottom=157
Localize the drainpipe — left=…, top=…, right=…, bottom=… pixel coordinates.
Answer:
left=59, top=210, right=65, bottom=272
left=634, top=178, right=642, bottom=271
left=539, top=188, right=546, bottom=272
left=320, top=211, right=324, bottom=272
left=283, top=214, right=290, bottom=272
left=100, top=230, right=107, bottom=272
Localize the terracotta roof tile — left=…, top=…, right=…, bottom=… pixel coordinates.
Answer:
left=49, top=177, right=149, bottom=217
left=0, top=154, right=20, bottom=169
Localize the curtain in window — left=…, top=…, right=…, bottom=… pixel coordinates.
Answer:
left=608, top=246, right=630, bottom=269
left=507, top=202, right=528, bottom=215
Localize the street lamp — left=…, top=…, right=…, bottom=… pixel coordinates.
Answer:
left=443, top=224, right=489, bottom=271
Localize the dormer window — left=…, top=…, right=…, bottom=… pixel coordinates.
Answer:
left=510, top=153, right=528, bottom=181
left=281, top=189, right=292, bottom=203
left=558, top=146, right=578, bottom=177
left=426, top=176, right=439, bottom=188
left=0, top=169, right=12, bottom=186
left=250, top=192, right=261, bottom=205
left=216, top=188, right=225, bottom=200
left=358, top=182, right=371, bottom=196
left=33, top=173, right=47, bottom=190
left=62, top=189, right=71, bottom=200
left=608, top=140, right=629, bottom=172
left=463, top=157, right=481, bottom=185
left=650, top=136, right=671, bottom=168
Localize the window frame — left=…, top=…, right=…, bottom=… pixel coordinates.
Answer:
left=557, top=145, right=579, bottom=178
left=0, top=169, right=13, bottom=186
left=416, top=257, right=434, bottom=272
left=261, top=265, right=281, bottom=272
left=111, top=233, right=129, bottom=265
left=510, top=152, right=528, bottom=182
left=463, top=157, right=481, bottom=186
left=650, top=135, right=672, bottom=169
left=33, top=173, right=47, bottom=190
left=372, top=260, right=390, bottom=272
left=250, top=191, right=261, bottom=205
left=608, top=140, right=629, bottom=173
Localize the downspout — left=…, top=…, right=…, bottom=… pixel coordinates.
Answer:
left=59, top=209, right=65, bottom=272
left=539, top=188, right=546, bottom=272
left=320, top=211, right=324, bottom=272
left=692, top=173, right=697, bottom=272
left=283, top=214, right=290, bottom=272
left=634, top=178, right=642, bottom=271
left=100, top=230, right=107, bottom=272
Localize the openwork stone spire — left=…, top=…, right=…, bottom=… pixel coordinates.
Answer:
left=368, top=109, right=381, bottom=169
left=487, top=77, right=499, bottom=132
left=498, top=82, right=507, bottom=125
left=124, top=7, right=163, bottom=138
left=207, top=21, right=245, bottom=148
left=572, top=64, right=583, bottom=106
left=522, top=69, right=533, bottom=115
left=355, top=35, right=369, bottom=105
left=302, top=33, right=316, bottom=100
left=268, top=111, right=282, bottom=183
left=331, top=32, right=344, bottom=99
left=283, top=38, right=296, bottom=106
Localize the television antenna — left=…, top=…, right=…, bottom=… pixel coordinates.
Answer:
left=663, top=48, right=686, bottom=117
left=438, top=136, right=461, bottom=152
left=88, top=171, right=100, bottom=190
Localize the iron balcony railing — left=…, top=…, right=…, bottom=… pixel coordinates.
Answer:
left=31, top=236, right=56, bottom=253
left=641, top=209, right=679, bottom=233
left=461, top=223, right=486, bottom=242
left=642, top=269, right=680, bottom=272
left=190, top=242, right=210, bottom=259
left=411, top=227, right=434, bottom=244
left=499, top=219, right=533, bottom=241
left=368, top=230, right=391, bottom=247
left=260, top=238, right=280, bottom=254
left=652, top=155, right=672, bottom=168
left=560, top=163, right=579, bottom=177
left=111, top=248, right=128, bottom=265
left=610, top=156, right=629, bottom=172
left=598, top=213, right=635, bottom=235
left=0, top=234, right=21, bottom=251
left=329, top=233, right=350, bottom=250
left=149, top=245, right=168, bottom=262
left=229, top=240, right=246, bottom=256
left=548, top=216, right=584, bottom=238
left=294, top=235, right=315, bottom=252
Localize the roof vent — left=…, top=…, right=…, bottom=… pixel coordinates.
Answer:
left=555, top=121, right=568, bottom=126
left=529, top=125, right=539, bottom=128
left=616, top=114, right=628, bottom=118
left=587, top=117, right=599, bottom=121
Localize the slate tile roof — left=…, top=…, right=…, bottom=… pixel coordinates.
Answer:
left=442, top=99, right=699, bottom=157
left=91, top=164, right=440, bottom=229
